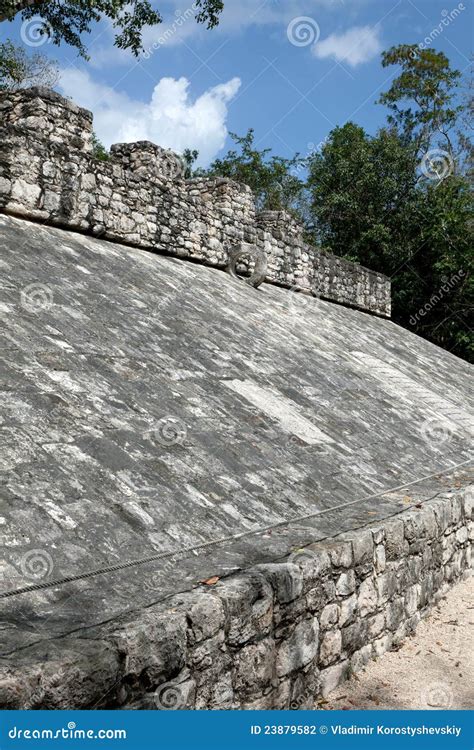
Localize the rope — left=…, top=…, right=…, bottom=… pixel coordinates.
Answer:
left=1, top=456, right=471, bottom=600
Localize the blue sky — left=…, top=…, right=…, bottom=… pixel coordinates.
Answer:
left=2, top=0, right=472, bottom=166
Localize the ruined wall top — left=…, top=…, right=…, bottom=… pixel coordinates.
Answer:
left=0, top=86, right=391, bottom=317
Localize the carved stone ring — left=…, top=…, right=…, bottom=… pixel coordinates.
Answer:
left=227, top=244, right=267, bottom=289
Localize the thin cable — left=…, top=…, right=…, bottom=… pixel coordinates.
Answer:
left=1, top=456, right=471, bottom=600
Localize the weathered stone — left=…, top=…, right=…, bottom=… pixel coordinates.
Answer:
left=342, top=620, right=368, bottom=653
left=352, top=530, right=374, bottom=567
left=0, top=87, right=471, bottom=711
left=254, top=563, right=303, bottom=603
left=339, top=594, right=358, bottom=627
left=350, top=644, right=372, bottom=674
left=385, top=597, right=405, bottom=632
left=324, top=539, right=353, bottom=568
left=319, top=629, right=342, bottom=666
left=336, top=570, right=356, bottom=596
left=0, top=87, right=392, bottom=317
left=358, top=577, right=378, bottom=617
left=320, top=603, right=339, bottom=630
left=276, top=618, right=319, bottom=677
left=218, top=575, right=273, bottom=647
left=374, top=544, right=386, bottom=573
left=384, top=519, right=406, bottom=560
left=320, top=661, right=349, bottom=698
left=182, top=593, right=225, bottom=645
left=306, top=580, right=336, bottom=612
left=111, top=611, right=187, bottom=689
left=233, top=639, right=276, bottom=698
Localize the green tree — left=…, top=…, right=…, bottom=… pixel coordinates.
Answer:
left=307, top=122, right=417, bottom=270
left=0, top=0, right=224, bottom=57
left=0, top=38, right=58, bottom=89
left=307, top=48, right=472, bottom=361
left=205, top=129, right=306, bottom=216
left=379, top=45, right=462, bottom=161
left=91, top=132, right=109, bottom=162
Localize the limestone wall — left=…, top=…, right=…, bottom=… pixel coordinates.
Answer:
left=1, top=489, right=471, bottom=709
left=0, top=87, right=391, bottom=317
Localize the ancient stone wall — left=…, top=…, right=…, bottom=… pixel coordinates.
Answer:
left=0, top=489, right=471, bottom=709
left=0, top=87, right=391, bottom=316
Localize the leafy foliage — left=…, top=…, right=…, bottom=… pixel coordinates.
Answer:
left=206, top=46, right=472, bottom=361
left=91, top=132, right=109, bottom=162
left=204, top=129, right=306, bottom=215
left=0, top=0, right=224, bottom=57
left=0, top=38, right=58, bottom=89
left=379, top=45, right=461, bottom=159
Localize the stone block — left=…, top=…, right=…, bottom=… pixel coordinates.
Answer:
left=320, top=660, right=349, bottom=697
left=351, top=530, right=373, bottom=567
left=276, top=617, right=319, bottom=677
left=358, top=577, right=378, bottom=617
left=320, top=603, right=339, bottom=630
left=254, top=563, right=303, bottom=604
left=339, top=594, right=358, bottom=627
left=384, top=519, right=407, bottom=560
left=233, top=638, right=276, bottom=698
left=319, top=629, right=342, bottom=666
left=336, top=570, right=356, bottom=596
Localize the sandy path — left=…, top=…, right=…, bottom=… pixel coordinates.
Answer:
left=322, top=574, right=473, bottom=710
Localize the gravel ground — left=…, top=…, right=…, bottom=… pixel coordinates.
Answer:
left=322, top=574, right=474, bottom=710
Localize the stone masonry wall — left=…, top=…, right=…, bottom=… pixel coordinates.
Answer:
left=1, top=489, right=471, bottom=709
left=0, top=87, right=391, bottom=317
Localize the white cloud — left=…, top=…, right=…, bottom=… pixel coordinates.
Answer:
left=89, top=0, right=367, bottom=68
left=57, top=69, right=241, bottom=165
left=312, top=25, right=382, bottom=66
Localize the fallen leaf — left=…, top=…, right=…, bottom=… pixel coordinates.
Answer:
left=201, top=576, right=220, bottom=586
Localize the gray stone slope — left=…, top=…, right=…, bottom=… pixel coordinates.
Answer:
left=0, top=214, right=472, bottom=660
